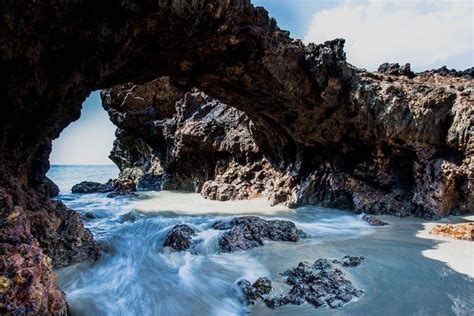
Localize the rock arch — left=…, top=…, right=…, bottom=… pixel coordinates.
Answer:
left=0, top=1, right=472, bottom=314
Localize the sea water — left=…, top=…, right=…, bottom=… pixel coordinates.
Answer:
left=48, top=165, right=474, bottom=316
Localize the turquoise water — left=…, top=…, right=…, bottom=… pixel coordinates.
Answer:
left=47, top=165, right=474, bottom=316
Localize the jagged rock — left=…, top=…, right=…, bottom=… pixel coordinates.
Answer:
left=212, top=216, right=307, bottom=252
left=430, top=223, right=473, bottom=241
left=102, top=69, right=473, bottom=219
left=424, top=66, right=474, bottom=78
left=362, top=214, right=388, bottom=226
left=163, top=224, right=196, bottom=251
left=378, top=62, right=415, bottom=78
left=260, top=258, right=364, bottom=310
left=0, top=0, right=472, bottom=313
left=237, top=277, right=272, bottom=304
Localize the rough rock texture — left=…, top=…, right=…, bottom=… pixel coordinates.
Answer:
left=377, top=62, right=414, bottom=78
left=102, top=83, right=295, bottom=205
left=430, top=223, right=473, bottom=241
left=163, top=224, right=196, bottom=251
left=212, top=216, right=307, bottom=252
left=237, top=277, right=272, bottom=304
left=361, top=214, right=388, bottom=226
left=240, top=258, right=364, bottom=310
left=0, top=0, right=472, bottom=313
left=333, top=256, right=365, bottom=267
left=71, top=179, right=136, bottom=196
left=71, top=181, right=102, bottom=193
left=103, top=68, right=473, bottom=219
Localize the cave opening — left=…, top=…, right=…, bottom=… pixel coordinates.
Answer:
left=47, top=91, right=119, bottom=193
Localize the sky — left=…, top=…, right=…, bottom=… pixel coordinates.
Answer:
left=50, top=0, right=473, bottom=165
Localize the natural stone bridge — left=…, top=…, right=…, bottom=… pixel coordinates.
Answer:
left=0, top=1, right=472, bottom=314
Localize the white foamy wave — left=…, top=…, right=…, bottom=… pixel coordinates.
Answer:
left=128, top=191, right=292, bottom=215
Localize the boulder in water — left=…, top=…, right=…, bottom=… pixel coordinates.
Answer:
left=71, top=181, right=102, bottom=193
left=237, top=277, right=272, bottom=304
left=262, top=258, right=364, bottom=309
left=164, top=224, right=196, bottom=251
left=213, top=216, right=307, bottom=252
left=362, top=214, right=388, bottom=226
left=333, top=256, right=365, bottom=267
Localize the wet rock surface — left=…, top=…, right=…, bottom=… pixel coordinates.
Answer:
left=72, top=179, right=136, bottom=196
left=333, top=256, right=365, bottom=267
left=238, top=257, right=364, bottom=310
left=103, top=69, right=474, bottom=219
left=164, top=224, right=197, bottom=251
left=237, top=277, right=272, bottom=304
left=0, top=0, right=472, bottom=313
left=362, top=214, right=389, bottom=226
left=430, top=223, right=473, bottom=241
left=71, top=181, right=102, bottom=193
left=212, top=216, right=307, bottom=252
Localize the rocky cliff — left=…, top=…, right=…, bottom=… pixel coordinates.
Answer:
left=102, top=66, right=473, bottom=219
left=0, top=0, right=472, bottom=314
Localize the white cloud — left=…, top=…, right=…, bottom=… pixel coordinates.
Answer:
left=304, top=0, right=473, bottom=71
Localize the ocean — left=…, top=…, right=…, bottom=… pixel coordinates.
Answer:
left=47, top=165, right=474, bottom=316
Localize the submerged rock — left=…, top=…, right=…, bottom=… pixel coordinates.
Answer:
left=430, top=223, right=473, bottom=241
left=362, top=214, right=388, bottom=226
left=237, top=277, right=272, bottom=304
left=213, top=216, right=307, bottom=252
left=164, top=224, right=197, bottom=251
left=258, top=258, right=364, bottom=310
left=333, top=256, right=365, bottom=267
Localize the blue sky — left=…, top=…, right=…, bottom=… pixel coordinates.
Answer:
left=50, top=0, right=473, bottom=164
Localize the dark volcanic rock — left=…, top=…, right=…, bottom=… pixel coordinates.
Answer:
left=237, top=277, right=272, bottom=304
left=426, top=66, right=474, bottom=78
left=72, top=181, right=102, bottom=193
left=163, top=224, right=196, bottom=251
left=213, top=216, right=307, bottom=252
left=242, top=258, right=365, bottom=310
left=71, top=179, right=136, bottom=196
left=262, top=258, right=364, bottom=310
left=333, top=256, right=365, bottom=267
left=0, top=0, right=472, bottom=313
left=377, top=62, right=415, bottom=78
left=362, top=214, right=388, bottom=226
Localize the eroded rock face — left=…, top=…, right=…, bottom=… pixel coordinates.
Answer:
left=0, top=0, right=472, bottom=313
left=103, top=69, right=473, bottom=219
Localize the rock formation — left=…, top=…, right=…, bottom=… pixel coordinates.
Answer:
left=0, top=0, right=472, bottom=313
left=212, top=216, right=307, bottom=252
left=430, top=223, right=473, bottom=241
left=239, top=258, right=365, bottom=309
left=102, top=68, right=473, bottom=219
left=164, top=224, right=197, bottom=251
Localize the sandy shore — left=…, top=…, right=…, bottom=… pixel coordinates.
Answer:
left=416, top=215, right=474, bottom=278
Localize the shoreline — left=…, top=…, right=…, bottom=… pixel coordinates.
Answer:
left=415, top=215, right=474, bottom=278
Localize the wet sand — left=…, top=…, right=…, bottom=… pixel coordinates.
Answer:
left=416, top=215, right=474, bottom=278
left=250, top=214, right=474, bottom=316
